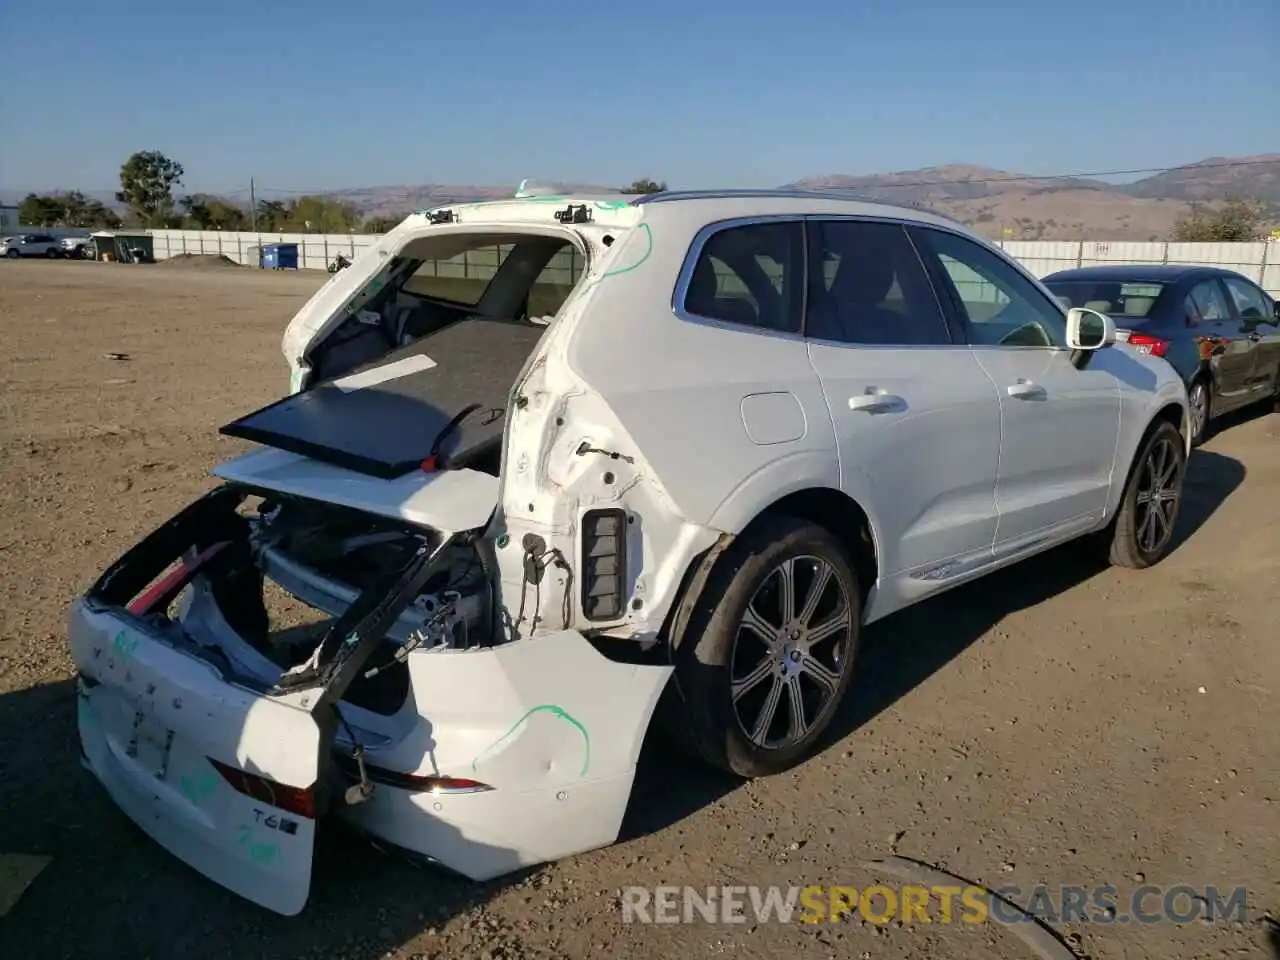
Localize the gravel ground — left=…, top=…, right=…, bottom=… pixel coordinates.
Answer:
left=1, top=259, right=1277, bottom=960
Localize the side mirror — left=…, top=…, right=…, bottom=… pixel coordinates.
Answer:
left=1066, top=307, right=1116, bottom=350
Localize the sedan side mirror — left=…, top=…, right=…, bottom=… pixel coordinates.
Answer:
left=1066, top=307, right=1116, bottom=350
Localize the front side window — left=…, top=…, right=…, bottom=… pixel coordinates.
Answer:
left=805, top=220, right=952, bottom=345
left=912, top=228, right=1067, bottom=348
left=1188, top=280, right=1230, bottom=322
left=1222, top=276, right=1273, bottom=322
left=682, top=221, right=803, bottom=333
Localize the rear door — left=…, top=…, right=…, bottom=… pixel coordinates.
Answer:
left=910, top=225, right=1120, bottom=549
left=802, top=218, right=1001, bottom=590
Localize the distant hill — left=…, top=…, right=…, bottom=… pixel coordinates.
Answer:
left=4, top=155, right=1275, bottom=240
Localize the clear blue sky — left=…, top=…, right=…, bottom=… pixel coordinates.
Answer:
left=1, top=0, right=1276, bottom=197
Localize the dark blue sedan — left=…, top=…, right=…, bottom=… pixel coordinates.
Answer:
left=1042, top=264, right=1280, bottom=445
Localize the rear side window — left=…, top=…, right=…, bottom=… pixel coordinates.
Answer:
left=1188, top=280, right=1230, bottom=322
left=805, top=220, right=952, bottom=345
left=682, top=221, right=803, bottom=333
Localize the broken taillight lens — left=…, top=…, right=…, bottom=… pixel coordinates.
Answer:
left=209, top=757, right=317, bottom=818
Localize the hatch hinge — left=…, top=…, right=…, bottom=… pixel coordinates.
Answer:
left=554, top=203, right=592, bottom=225
left=428, top=209, right=457, bottom=224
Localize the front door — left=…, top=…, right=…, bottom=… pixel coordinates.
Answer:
left=802, top=218, right=1002, bottom=599
left=909, top=226, right=1121, bottom=549
left=1221, top=274, right=1280, bottom=399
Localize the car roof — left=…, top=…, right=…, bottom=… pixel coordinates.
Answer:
left=1042, top=264, right=1232, bottom=283
left=436, top=189, right=975, bottom=236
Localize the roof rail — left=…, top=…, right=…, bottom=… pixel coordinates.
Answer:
left=631, top=188, right=966, bottom=224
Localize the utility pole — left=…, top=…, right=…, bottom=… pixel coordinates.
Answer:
left=250, top=177, right=258, bottom=234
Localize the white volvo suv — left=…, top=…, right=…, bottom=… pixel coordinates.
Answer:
left=67, top=189, right=1190, bottom=914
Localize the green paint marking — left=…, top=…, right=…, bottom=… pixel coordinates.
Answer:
left=516, top=194, right=569, bottom=203
left=180, top=771, right=217, bottom=804
left=597, top=223, right=653, bottom=281
left=235, top=824, right=279, bottom=866
left=592, top=200, right=630, bottom=211
left=471, top=704, right=591, bottom=776
left=112, top=631, right=139, bottom=657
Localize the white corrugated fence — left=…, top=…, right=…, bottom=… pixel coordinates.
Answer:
left=146, top=230, right=1280, bottom=296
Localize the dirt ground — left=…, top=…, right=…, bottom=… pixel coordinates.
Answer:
left=0, top=259, right=1277, bottom=960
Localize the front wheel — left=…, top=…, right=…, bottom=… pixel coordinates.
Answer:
left=672, top=517, right=861, bottom=777
left=5, top=249, right=18, bottom=259
left=1106, top=420, right=1186, bottom=569
left=45, top=247, right=60, bottom=259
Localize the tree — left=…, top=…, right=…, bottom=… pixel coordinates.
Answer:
left=255, top=200, right=289, bottom=231
left=117, top=151, right=185, bottom=227
left=622, top=178, right=667, bottom=195
left=282, top=195, right=359, bottom=233
left=180, top=194, right=248, bottom=230
left=1171, top=198, right=1265, bottom=242
left=360, top=215, right=405, bottom=234
left=18, top=191, right=120, bottom=228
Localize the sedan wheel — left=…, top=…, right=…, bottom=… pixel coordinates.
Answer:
left=1188, top=379, right=1211, bottom=446
left=670, top=517, right=861, bottom=777
left=1107, top=421, right=1186, bottom=568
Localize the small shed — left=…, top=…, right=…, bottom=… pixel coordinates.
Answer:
left=90, top=231, right=155, bottom=264
left=259, top=243, right=299, bottom=270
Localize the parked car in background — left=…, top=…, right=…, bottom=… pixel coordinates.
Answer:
left=68, top=190, right=1191, bottom=916
left=2, top=233, right=64, bottom=258
left=1043, top=265, right=1280, bottom=445
left=61, top=236, right=93, bottom=259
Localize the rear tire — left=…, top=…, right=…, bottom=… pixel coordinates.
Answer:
left=1107, top=421, right=1186, bottom=569
left=671, top=516, right=861, bottom=778
left=45, top=247, right=60, bottom=259
left=1188, top=376, right=1212, bottom=447
left=5, top=249, right=18, bottom=259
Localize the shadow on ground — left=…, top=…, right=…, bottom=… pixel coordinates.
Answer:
left=0, top=450, right=1246, bottom=959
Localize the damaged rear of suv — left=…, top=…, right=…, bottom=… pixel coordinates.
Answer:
left=69, top=188, right=1190, bottom=915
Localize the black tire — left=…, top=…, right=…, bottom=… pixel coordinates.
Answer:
left=1187, top=376, right=1212, bottom=447
left=1107, top=420, right=1186, bottom=569
left=671, top=516, right=861, bottom=777
left=5, top=249, right=18, bottom=259
left=45, top=247, right=60, bottom=259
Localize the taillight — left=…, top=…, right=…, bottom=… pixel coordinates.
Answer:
left=1125, top=332, right=1169, bottom=358
left=209, top=757, right=317, bottom=818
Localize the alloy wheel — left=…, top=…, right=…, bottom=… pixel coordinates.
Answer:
left=1135, top=435, right=1182, bottom=554
left=1189, top=382, right=1209, bottom=440
left=729, top=555, right=853, bottom=749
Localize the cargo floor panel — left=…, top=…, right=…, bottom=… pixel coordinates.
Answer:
left=221, top=317, right=546, bottom=480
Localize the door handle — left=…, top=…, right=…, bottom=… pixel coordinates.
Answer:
left=848, top=392, right=906, bottom=413
left=1006, top=380, right=1047, bottom=400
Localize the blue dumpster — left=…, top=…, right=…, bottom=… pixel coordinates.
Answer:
left=259, top=243, right=299, bottom=270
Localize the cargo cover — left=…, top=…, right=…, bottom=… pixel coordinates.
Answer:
left=221, top=317, right=546, bottom=479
